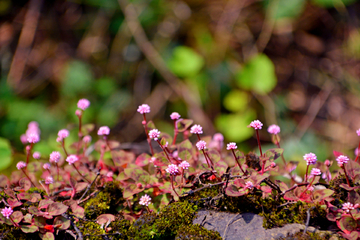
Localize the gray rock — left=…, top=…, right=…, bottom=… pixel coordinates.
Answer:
left=193, top=210, right=338, bottom=240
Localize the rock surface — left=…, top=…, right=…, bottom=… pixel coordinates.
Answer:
left=193, top=210, right=337, bottom=240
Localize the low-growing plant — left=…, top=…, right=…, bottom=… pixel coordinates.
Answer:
left=0, top=99, right=359, bottom=239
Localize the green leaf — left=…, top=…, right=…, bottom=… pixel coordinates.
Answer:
left=225, top=185, right=247, bottom=197
left=215, top=110, right=256, bottom=142
left=0, top=137, right=12, bottom=171
left=20, top=225, right=38, bottom=233
left=264, top=0, right=306, bottom=20
left=39, top=232, right=54, bottom=240
left=176, top=119, right=193, bottom=132
left=223, top=90, right=249, bottom=112
left=236, top=54, right=277, bottom=95
left=12, top=211, right=23, bottom=223
left=168, top=46, right=205, bottom=78
left=311, top=0, right=356, bottom=8
left=338, top=216, right=357, bottom=232
left=53, top=216, right=70, bottom=230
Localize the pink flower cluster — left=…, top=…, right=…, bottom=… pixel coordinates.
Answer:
left=342, top=202, right=359, bottom=213
left=66, top=155, right=79, bottom=165
left=226, top=142, right=237, bottom=150
left=245, top=181, right=254, bottom=189
left=83, top=135, right=92, bottom=143
left=190, top=125, right=203, bottom=135
left=336, top=155, right=349, bottom=167
left=16, top=161, right=26, bottom=170
left=49, top=151, right=61, bottom=163
left=179, top=161, right=190, bottom=169
left=45, top=176, right=54, bottom=185
left=357, top=129, right=360, bottom=137
left=57, top=129, right=69, bottom=142
left=170, top=112, right=181, bottom=120
left=166, top=164, right=179, bottom=175
left=139, top=194, right=152, bottom=206
left=32, top=152, right=41, bottom=159
left=196, top=140, right=207, bottom=150
left=98, top=126, right=110, bottom=136
left=310, top=168, right=321, bottom=176
left=77, top=99, right=90, bottom=111
left=137, top=104, right=150, bottom=114
left=149, top=129, right=161, bottom=141
left=303, top=153, right=317, bottom=165
left=249, top=120, right=263, bottom=130
left=43, top=163, right=51, bottom=170
left=20, top=121, right=41, bottom=144
left=1, top=207, right=13, bottom=219
left=267, top=124, right=280, bottom=135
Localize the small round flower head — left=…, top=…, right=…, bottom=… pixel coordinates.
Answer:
left=45, top=176, right=54, bottom=185
left=139, top=194, right=152, bottom=206
left=66, top=155, right=79, bottom=165
left=16, top=161, right=27, bottom=170
left=245, top=181, right=254, bottom=189
left=28, top=121, right=39, bottom=129
left=357, top=129, right=360, bottom=137
left=58, top=129, right=69, bottom=139
left=75, top=109, right=82, bottom=117
left=179, top=161, right=190, bottom=169
left=267, top=124, right=280, bottom=135
left=324, top=160, right=331, bottom=167
left=170, top=112, right=181, bottom=120
left=249, top=120, right=263, bottom=130
left=97, top=126, right=110, bottom=136
left=190, top=125, right=203, bottom=134
left=1, top=207, right=13, bottom=219
left=308, top=186, right=314, bottom=192
left=77, top=99, right=90, bottom=111
left=196, top=140, right=207, bottom=150
left=27, top=133, right=40, bottom=143
left=150, top=157, right=156, bottom=163
left=213, top=133, right=224, bottom=142
left=166, top=164, right=179, bottom=175
left=106, top=171, right=113, bottom=178
left=270, top=162, right=276, bottom=168
left=149, top=129, right=161, bottom=141
left=20, top=134, right=27, bottom=144
left=336, top=155, right=349, bottom=167
left=303, top=153, right=317, bottom=165
left=43, top=163, right=51, bottom=170
left=355, top=148, right=359, bottom=156
left=342, top=202, right=359, bottom=212
left=226, top=142, right=237, bottom=150
left=49, top=151, right=61, bottom=163
left=137, top=104, right=150, bottom=114
left=310, top=168, right=321, bottom=176
left=32, top=152, right=41, bottom=159
left=83, top=135, right=92, bottom=143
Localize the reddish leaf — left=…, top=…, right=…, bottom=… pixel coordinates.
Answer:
left=208, top=149, right=221, bottom=163
left=12, top=211, right=23, bottom=223
left=75, top=182, right=88, bottom=192
left=47, top=202, right=69, bottom=216
left=23, top=213, right=32, bottom=224
left=340, top=184, right=359, bottom=191
left=338, top=216, right=357, bottom=233
left=123, top=184, right=143, bottom=199
left=53, top=216, right=70, bottom=230
left=39, top=232, right=55, bottom=240
left=0, top=175, right=9, bottom=187
left=333, top=150, right=345, bottom=158
left=43, top=225, right=54, bottom=232
left=348, top=191, right=360, bottom=205
left=339, top=231, right=360, bottom=240
left=34, top=216, right=47, bottom=227
left=177, top=119, right=193, bottom=132
left=214, top=161, right=228, bottom=176
left=17, top=192, right=41, bottom=202
left=4, top=188, right=16, bottom=198
left=96, top=214, right=115, bottom=226
left=38, top=199, right=55, bottom=209
left=225, top=185, right=247, bottom=197
left=7, top=198, right=23, bottom=208
left=233, top=178, right=245, bottom=188
left=135, top=153, right=151, bottom=167
left=20, top=225, right=38, bottom=233
left=283, top=191, right=299, bottom=201
left=14, top=178, right=31, bottom=191
left=326, top=211, right=341, bottom=222
left=312, top=189, right=335, bottom=203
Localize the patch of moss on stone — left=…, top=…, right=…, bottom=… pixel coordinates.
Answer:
left=279, top=231, right=341, bottom=240
left=175, top=224, right=222, bottom=240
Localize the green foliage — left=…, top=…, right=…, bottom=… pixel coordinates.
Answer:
left=168, top=46, right=205, bottom=78
left=236, top=54, right=277, bottom=95
left=0, top=137, right=12, bottom=171
left=311, top=0, right=357, bottom=8
left=175, top=224, right=222, bottom=240
left=263, top=0, right=306, bottom=20
left=223, top=90, right=249, bottom=112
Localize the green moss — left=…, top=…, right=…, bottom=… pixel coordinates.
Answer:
left=76, top=220, right=106, bottom=240
left=328, top=174, right=350, bottom=205
left=175, top=224, right=222, bottom=240
left=0, top=224, right=39, bottom=240
left=279, top=231, right=340, bottom=240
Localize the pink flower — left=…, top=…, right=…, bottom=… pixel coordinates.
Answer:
left=245, top=181, right=254, bottom=189
left=324, top=160, right=331, bottom=167
left=166, top=164, right=179, bottom=175
left=28, top=121, right=39, bottom=129
left=139, top=194, right=152, bottom=206
left=20, top=134, right=27, bottom=144
left=137, top=104, right=150, bottom=114
left=226, top=142, right=237, bottom=150
left=248, top=120, right=263, bottom=130
left=83, top=135, right=92, bottom=143
left=106, top=171, right=113, bottom=178
left=179, top=161, right=190, bottom=169
left=150, top=157, right=156, bottom=163
left=45, top=176, right=54, bottom=185
left=357, top=129, right=360, bottom=137
left=196, top=140, right=207, bottom=150
left=66, top=155, right=79, bottom=165
left=43, top=163, right=51, bottom=170
left=267, top=124, right=280, bottom=135
left=49, top=151, right=61, bottom=163
left=270, top=162, right=276, bottom=168
left=303, top=153, right=317, bottom=165
left=58, top=129, right=69, bottom=139
left=170, top=112, right=181, bottom=120
left=1, top=207, right=13, bottom=219
left=190, top=125, right=203, bottom=134
left=213, top=133, right=224, bottom=142
left=336, top=155, right=349, bottom=167
left=32, top=152, right=41, bottom=159
left=98, top=126, right=110, bottom=136
left=310, top=168, right=321, bottom=176
left=16, top=161, right=27, bottom=170
left=75, top=110, right=82, bottom=117
left=342, top=202, right=359, bottom=212
left=77, top=99, right=90, bottom=111
left=27, top=133, right=40, bottom=143
left=149, top=129, right=161, bottom=141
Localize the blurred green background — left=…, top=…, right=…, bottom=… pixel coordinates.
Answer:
left=1, top=0, right=360, bottom=173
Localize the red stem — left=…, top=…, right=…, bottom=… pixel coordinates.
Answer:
left=157, top=140, right=172, bottom=163
left=170, top=175, right=179, bottom=197
left=231, top=149, right=247, bottom=176
left=255, top=130, right=262, bottom=156
left=304, top=165, right=309, bottom=182
left=21, top=169, right=36, bottom=187
left=172, top=120, right=178, bottom=146
left=355, top=140, right=360, bottom=162
left=143, top=113, right=154, bottom=155
left=300, top=177, right=316, bottom=198
left=25, top=143, right=33, bottom=170
left=9, top=216, right=19, bottom=227
left=62, top=139, right=68, bottom=157
left=56, top=163, right=59, bottom=181
left=77, top=114, right=83, bottom=154
left=72, top=164, right=90, bottom=183
left=342, top=165, right=351, bottom=187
